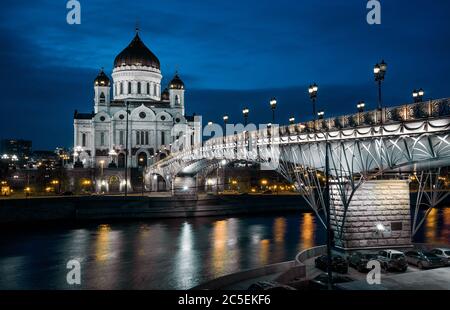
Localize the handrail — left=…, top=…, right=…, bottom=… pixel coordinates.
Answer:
left=150, top=98, right=450, bottom=169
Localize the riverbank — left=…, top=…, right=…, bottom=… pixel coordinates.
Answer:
left=0, top=193, right=309, bottom=224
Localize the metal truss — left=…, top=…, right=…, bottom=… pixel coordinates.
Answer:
left=148, top=99, right=450, bottom=234
left=411, top=168, right=450, bottom=236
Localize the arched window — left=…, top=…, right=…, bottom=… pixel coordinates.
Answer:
left=147, top=83, right=150, bottom=95
left=137, top=82, right=141, bottom=94
left=153, top=84, right=157, bottom=96
left=100, top=132, right=105, bottom=146
left=128, top=82, right=132, bottom=94
left=120, top=82, right=123, bottom=94
left=175, top=95, right=180, bottom=104
left=82, top=133, right=86, bottom=147
left=99, top=92, right=105, bottom=103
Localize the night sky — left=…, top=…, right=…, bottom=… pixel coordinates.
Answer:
left=0, top=0, right=449, bottom=149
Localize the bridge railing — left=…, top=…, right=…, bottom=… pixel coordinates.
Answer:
left=204, top=98, right=450, bottom=148
left=153, top=98, right=449, bottom=167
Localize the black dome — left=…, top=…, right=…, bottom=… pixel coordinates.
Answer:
left=114, top=33, right=160, bottom=69
left=94, top=69, right=110, bottom=86
left=161, top=88, right=170, bottom=100
left=169, top=73, right=185, bottom=89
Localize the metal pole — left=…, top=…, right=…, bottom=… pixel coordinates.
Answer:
left=313, top=98, right=317, bottom=120
left=378, top=80, right=382, bottom=110
left=272, top=108, right=275, bottom=124
left=142, top=167, right=145, bottom=196
left=124, top=101, right=129, bottom=197
left=325, top=140, right=333, bottom=290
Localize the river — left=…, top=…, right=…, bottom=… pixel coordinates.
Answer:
left=0, top=208, right=449, bottom=289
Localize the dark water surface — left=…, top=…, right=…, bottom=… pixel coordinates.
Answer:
left=0, top=208, right=448, bottom=289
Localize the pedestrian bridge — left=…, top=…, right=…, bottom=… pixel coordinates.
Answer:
left=149, top=98, right=450, bottom=190
left=148, top=98, right=449, bottom=250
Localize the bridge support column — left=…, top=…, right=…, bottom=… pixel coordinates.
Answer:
left=173, top=175, right=198, bottom=198
left=331, top=180, right=412, bottom=251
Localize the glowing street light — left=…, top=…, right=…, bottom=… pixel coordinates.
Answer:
left=412, top=88, right=425, bottom=103
left=289, top=117, right=295, bottom=125
left=308, top=83, right=319, bottom=119
left=317, top=111, right=325, bottom=120
left=242, top=107, right=249, bottom=126
left=374, top=60, right=387, bottom=110
left=269, top=97, right=277, bottom=123
left=357, top=101, right=366, bottom=113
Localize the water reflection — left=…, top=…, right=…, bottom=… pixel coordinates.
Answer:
left=175, top=222, right=198, bottom=288
left=273, top=217, right=286, bottom=261
left=416, top=207, right=450, bottom=244
left=95, top=224, right=111, bottom=262
left=211, top=220, right=228, bottom=276
left=299, top=213, right=315, bottom=251
left=259, top=239, right=270, bottom=265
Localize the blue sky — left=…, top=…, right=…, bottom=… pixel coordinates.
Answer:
left=0, top=0, right=449, bottom=149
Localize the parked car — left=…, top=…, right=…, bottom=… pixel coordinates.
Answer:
left=348, top=252, right=378, bottom=273
left=405, top=250, right=446, bottom=269
left=309, top=273, right=354, bottom=290
left=430, top=248, right=450, bottom=265
left=248, top=281, right=296, bottom=291
left=377, top=249, right=408, bottom=272
left=315, top=255, right=348, bottom=274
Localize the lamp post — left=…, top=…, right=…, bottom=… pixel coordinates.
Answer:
left=374, top=60, right=387, bottom=110
left=324, top=138, right=332, bottom=290
left=412, top=88, right=424, bottom=103
left=289, top=117, right=295, bottom=125
left=357, top=101, right=366, bottom=113
left=317, top=111, right=325, bottom=120
left=242, top=108, right=249, bottom=126
left=308, top=83, right=318, bottom=119
left=269, top=98, right=277, bottom=123
left=139, top=157, right=145, bottom=196
left=223, top=115, right=229, bottom=144
left=357, top=101, right=366, bottom=125
left=124, top=101, right=130, bottom=197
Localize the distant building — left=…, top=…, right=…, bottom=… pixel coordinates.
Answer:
left=0, top=139, right=32, bottom=164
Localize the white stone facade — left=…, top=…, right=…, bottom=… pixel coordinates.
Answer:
left=331, top=180, right=412, bottom=250
left=73, top=32, right=201, bottom=169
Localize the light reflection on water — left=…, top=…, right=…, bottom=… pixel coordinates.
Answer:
left=0, top=208, right=448, bottom=290
left=416, top=207, right=450, bottom=245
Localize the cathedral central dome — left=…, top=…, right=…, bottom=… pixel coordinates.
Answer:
left=114, top=32, right=160, bottom=69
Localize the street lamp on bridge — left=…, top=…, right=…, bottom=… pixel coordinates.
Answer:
left=269, top=98, right=277, bottom=123
left=308, top=83, right=319, bottom=119
left=242, top=107, right=249, bottom=126
left=357, top=101, right=366, bottom=125
left=412, top=88, right=425, bottom=103
left=289, top=117, right=295, bottom=125
left=374, top=60, right=387, bottom=110
left=357, top=101, right=366, bottom=113
left=223, top=115, right=229, bottom=125
left=317, top=110, right=325, bottom=120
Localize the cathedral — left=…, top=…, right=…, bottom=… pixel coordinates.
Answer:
left=73, top=30, right=201, bottom=169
